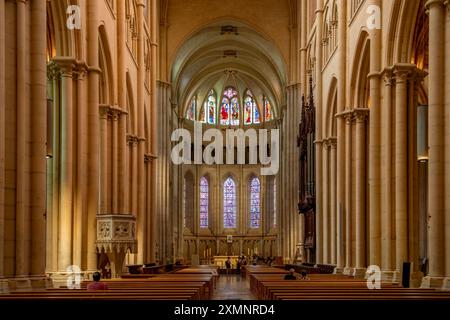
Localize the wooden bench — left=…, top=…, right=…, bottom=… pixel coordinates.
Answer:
left=248, top=266, right=450, bottom=301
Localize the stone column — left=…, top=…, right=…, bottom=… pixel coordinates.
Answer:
left=73, top=66, right=88, bottom=268
left=421, top=0, right=446, bottom=289
left=111, top=109, right=119, bottom=213
left=354, top=109, right=368, bottom=278
left=393, top=66, right=410, bottom=280
left=87, top=0, right=100, bottom=272
left=15, top=0, right=30, bottom=278
left=58, top=63, right=74, bottom=272
left=329, top=138, right=337, bottom=265
left=381, top=68, right=394, bottom=280
left=335, top=0, right=347, bottom=274
left=315, top=0, right=324, bottom=265
left=29, top=0, right=47, bottom=285
left=343, top=112, right=352, bottom=275
left=0, top=0, right=5, bottom=289
left=445, top=0, right=450, bottom=289
left=117, top=0, right=127, bottom=214
left=368, top=0, right=382, bottom=271
left=99, top=106, right=110, bottom=214
left=149, top=0, right=158, bottom=263
left=48, top=65, right=60, bottom=273
left=130, top=136, right=138, bottom=217
left=322, top=140, right=329, bottom=264
left=315, top=140, right=323, bottom=264
left=137, top=0, right=147, bottom=263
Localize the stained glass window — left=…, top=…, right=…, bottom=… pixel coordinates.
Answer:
left=199, top=103, right=206, bottom=123
left=244, top=89, right=260, bottom=125
left=223, top=177, right=237, bottom=228
left=244, top=96, right=252, bottom=125
left=264, top=96, right=272, bottom=121
left=199, top=177, right=209, bottom=228
left=250, top=177, right=261, bottom=228
left=220, top=87, right=239, bottom=126
left=186, top=95, right=196, bottom=121
left=207, top=90, right=216, bottom=124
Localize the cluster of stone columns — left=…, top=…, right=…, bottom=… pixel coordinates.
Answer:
left=44, top=0, right=101, bottom=283
left=0, top=0, right=160, bottom=288
left=320, top=138, right=337, bottom=266
left=155, top=80, right=174, bottom=263
left=312, top=0, right=450, bottom=288
left=422, top=0, right=450, bottom=289
left=0, top=0, right=48, bottom=291
left=280, top=84, right=302, bottom=263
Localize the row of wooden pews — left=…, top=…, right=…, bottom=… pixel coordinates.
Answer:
left=247, top=266, right=450, bottom=301
left=0, top=267, right=218, bottom=300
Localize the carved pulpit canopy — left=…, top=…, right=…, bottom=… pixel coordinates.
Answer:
left=96, top=215, right=137, bottom=253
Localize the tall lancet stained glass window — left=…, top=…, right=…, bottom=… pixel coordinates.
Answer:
left=263, top=96, right=272, bottom=121
left=186, top=95, right=196, bottom=121
left=244, top=89, right=260, bottom=125
left=206, top=90, right=217, bottom=124
left=250, top=177, right=261, bottom=228
left=223, top=177, right=237, bottom=228
left=220, top=87, right=240, bottom=126
left=199, top=177, right=209, bottom=228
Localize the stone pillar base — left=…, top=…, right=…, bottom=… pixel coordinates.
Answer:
left=28, top=276, right=53, bottom=290
left=352, top=268, right=366, bottom=279
left=343, top=267, right=353, bottom=276
left=333, top=267, right=345, bottom=274
left=0, top=279, right=9, bottom=293
left=380, top=270, right=397, bottom=282
left=6, top=277, right=32, bottom=292
left=409, top=271, right=424, bottom=288
left=47, top=270, right=96, bottom=288
left=421, top=276, right=445, bottom=288
left=442, top=278, right=450, bottom=291
left=392, top=270, right=401, bottom=283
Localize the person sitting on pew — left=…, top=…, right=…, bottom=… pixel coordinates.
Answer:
left=284, top=268, right=297, bottom=280
left=87, top=272, right=109, bottom=291
left=299, top=270, right=310, bottom=280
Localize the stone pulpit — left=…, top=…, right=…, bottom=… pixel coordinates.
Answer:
left=96, top=215, right=137, bottom=278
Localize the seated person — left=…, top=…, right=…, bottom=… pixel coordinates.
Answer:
left=299, top=270, right=310, bottom=280
left=87, top=272, right=109, bottom=291
left=284, top=268, right=297, bottom=280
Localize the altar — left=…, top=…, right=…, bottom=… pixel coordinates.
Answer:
left=213, top=256, right=240, bottom=268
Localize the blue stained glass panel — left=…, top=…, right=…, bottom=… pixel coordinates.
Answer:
left=223, top=177, right=237, bottom=228
left=199, top=177, right=209, bottom=228
left=250, top=177, right=261, bottom=228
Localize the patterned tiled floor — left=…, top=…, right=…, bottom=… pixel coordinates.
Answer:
left=212, top=274, right=256, bottom=300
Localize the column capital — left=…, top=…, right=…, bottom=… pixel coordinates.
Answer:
left=99, top=105, right=111, bottom=120
left=381, top=67, right=394, bottom=86
left=49, top=57, right=78, bottom=77
left=74, top=65, right=88, bottom=80
left=425, top=0, right=446, bottom=10
left=393, top=63, right=427, bottom=83
left=328, top=137, right=337, bottom=148
left=126, top=134, right=140, bottom=146
left=135, top=0, right=146, bottom=7
left=353, top=108, right=369, bottom=123
left=144, top=153, right=158, bottom=163
left=47, top=64, right=61, bottom=81
left=338, top=110, right=354, bottom=124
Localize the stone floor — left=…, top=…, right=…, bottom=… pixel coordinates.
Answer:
left=212, top=274, right=256, bottom=300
